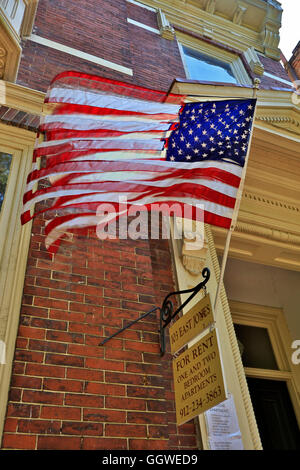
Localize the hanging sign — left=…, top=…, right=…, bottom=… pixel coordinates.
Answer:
left=172, top=328, right=227, bottom=426
left=169, top=293, right=214, bottom=355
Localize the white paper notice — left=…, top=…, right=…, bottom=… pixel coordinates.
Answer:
left=205, top=394, right=244, bottom=450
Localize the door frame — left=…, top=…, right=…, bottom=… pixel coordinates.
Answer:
left=229, top=300, right=300, bottom=428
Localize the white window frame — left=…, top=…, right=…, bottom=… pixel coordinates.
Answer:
left=0, top=122, right=36, bottom=444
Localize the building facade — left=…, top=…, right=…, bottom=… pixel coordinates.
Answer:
left=0, top=0, right=299, bottom=450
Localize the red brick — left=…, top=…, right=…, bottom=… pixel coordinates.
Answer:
left=11, top=375, right=42, bottom=390
left=129, top=439, right=168, bottom=450
left=41, top=406, right=81, bottom=421
left=31, top=317, right=68, bottom=331
left=46, top=329, right=84, bottom=344
left=29, top=339, right=67, bottom=354
left=17, top=419, right=61, bottom=434
left=37, top=436, right=81, bottom=450
left=43, top=378, right=83, bottom=393
left=106, top=424, right=147, bottom=438
left=2, top=433, right=36, bottom=450
left=127, top=411, right=166, bottom=425
left=34, top=297, right=69, bottom=311
left=84, top=382, right=125, bottom=396
left=22, top=390, right=64, bottom=405
left=18, top=325, right=45, bottom=340
left=25, top=363, right=65, bottom=378
left=105, top=396, right=146, bottom=411
left=85, top=357, right=124, bottom=372
left=61, top=421, right=103, bottom=436
left=3, top=418, right=18, bottom=432
left=66, top=367, right=104, bottom=382
left=6, top=403, right=40, bottom=418
left=82, top=437, right=127, bottom=450
left=14, top=350, right=44, bottom=363
left=45, top=353, right=84, bottom=368
left=83, top=408, right=126, bottom=423
left=65, top=393, right=104, bottom=408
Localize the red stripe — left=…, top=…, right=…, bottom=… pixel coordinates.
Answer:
left=39, top=149, right=161, bottom=168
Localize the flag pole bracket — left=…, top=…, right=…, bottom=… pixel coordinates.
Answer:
left=99, top=268, right=210, bottom=356
left=159, top=267, right=210, bottom=356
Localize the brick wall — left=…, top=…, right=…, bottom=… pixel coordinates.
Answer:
left=3, top=0, right=292, bottom=451
left=1, top=209, right=198, bottom=450
left=1, top=0, right=198, bottom=450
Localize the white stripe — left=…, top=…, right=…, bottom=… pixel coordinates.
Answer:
left=38, top=133, right=164, bottom=146
left=47, top=88, right=181, bottom=115
left=43, top=114, right=174, bottom=124
left=36, top=139, right=164, bottom=153
left=29, top=34, right=133, bottom=76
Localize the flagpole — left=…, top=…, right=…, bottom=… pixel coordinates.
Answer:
left=213, top=78, right=260, bottom=313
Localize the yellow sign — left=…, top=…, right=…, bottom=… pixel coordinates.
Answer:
left=172, top=328, right=227, bottom=426
left=169, top=294, right=214, bottom=355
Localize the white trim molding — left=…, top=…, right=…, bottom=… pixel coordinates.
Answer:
left=29, top=34, right=133, bottom=76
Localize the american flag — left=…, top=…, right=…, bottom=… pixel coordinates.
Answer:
left=21, top=71, right=256, bottom=253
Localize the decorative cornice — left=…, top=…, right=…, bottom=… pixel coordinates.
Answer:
left=243, top=192, right=300, bottom=215
left=144, top=0, right=282, bottom=59
left=256, top=114, right=300, bottom=136
left=236, top=221, right=300, bottom=247
left=157, top=8, right=175, bottom=40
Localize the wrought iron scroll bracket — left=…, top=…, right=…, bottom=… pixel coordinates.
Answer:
left=159, top=267, right=210, bottom=356
left=99, top=268, right=210, bottom=357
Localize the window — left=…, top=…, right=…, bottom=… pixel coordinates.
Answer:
left=182, top=46, right=238, bottom=84
left=0, top=152, right=12, bottom=212
left=177, top=32, right=251, bottom=86
left=230, top=301, right=300, bottom=450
